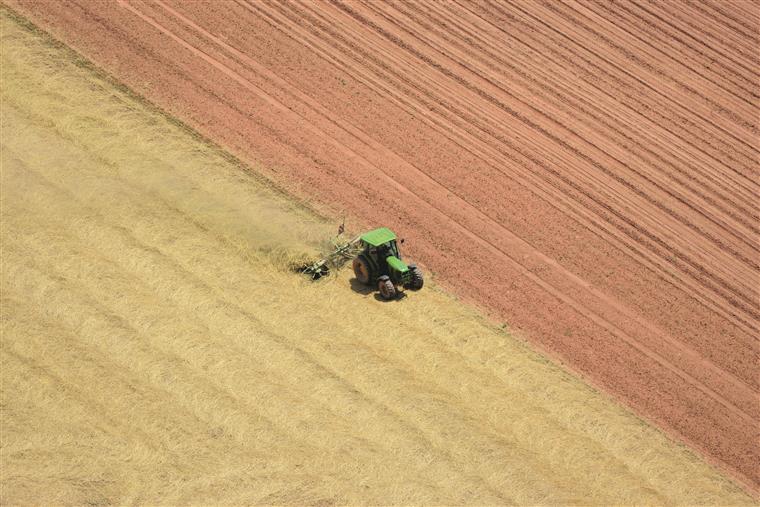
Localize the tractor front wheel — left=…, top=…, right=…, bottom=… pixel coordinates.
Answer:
left=353, top=255, right=371, bottom=285
left=378, top=277, right=396, bottom=300
left=406, top=265, right=424, bottom=290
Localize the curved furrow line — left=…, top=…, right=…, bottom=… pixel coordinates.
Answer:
left=311, top=0, right=760, bottom=307
left=240, top=0, right=760, bottom=334
left=616, top=0, right=760, bottom=89
left=408, top=0, right=760, bottom=223
left=262, top=0, right=760, bottom=354
left=66, top=0, right=366, bottom=198
left=526, top=0, right=758, bottom=142
left=651, top=0, right=760, bottom=60
left=444, top=1, right=760, bottom=204
left=367, top=0, right=760, bottom=274
left=252, top=0, right=760, bottom=322
left=58, top=0, right=294, bottom=150
left=546, top=0, right=760, bottom=127
left=324, top=0, right=760, bottom=288
left=498, top=0, right=760, bottom=159
left=476, top=0, right=759, bottom=181
left=4, top=207, right=324, bottom=439
left=119, top=0, right=760, bottom=412
left=565, top=0, right=759, bottom=111
left=698, top=0, right=760, bottom=36
left=589, top=0, right=758, bottom=103
left=653, top=0, right=760, bottom=61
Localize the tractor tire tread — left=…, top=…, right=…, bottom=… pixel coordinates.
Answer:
left=378, top=277, right=396, bottom=300
left=353, top=255, right=372, bottom=285
left=407, top=266, right=424, bottom=290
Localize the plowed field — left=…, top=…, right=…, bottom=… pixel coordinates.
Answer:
left=6, top=0, right=757, bottom=492
left=1, top=10, right=755, bottom=505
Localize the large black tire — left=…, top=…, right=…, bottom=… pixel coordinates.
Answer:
left=353, top=255, right=372, bottom=285
left=378, top=277, right=396, bottom=300
left=407, top=265, right=424, bottom=290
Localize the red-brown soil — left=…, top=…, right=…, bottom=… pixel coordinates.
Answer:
left=7, top=0, right=758, bottom=492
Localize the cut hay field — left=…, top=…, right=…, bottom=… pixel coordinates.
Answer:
left=0, top=11, right=754, bottom=505
left=7, top=0, right=756, bottom=492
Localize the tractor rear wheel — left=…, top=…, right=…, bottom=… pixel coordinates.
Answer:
left=353, top=255, right=372, bottom=285
left=378, top=277, right=396, bottom=300
left=407, top=265, right=424, bottom=290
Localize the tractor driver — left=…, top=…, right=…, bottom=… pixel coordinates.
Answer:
left=376, top=242, right=391, bottom=276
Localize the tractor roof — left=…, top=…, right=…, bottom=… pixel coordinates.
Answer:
left=361, top=227, right=397, bottom=247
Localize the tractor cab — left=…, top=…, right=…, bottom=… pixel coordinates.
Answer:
left=353, top=227, right=424, bottom=299
left=361, top=227, right=402, bottom=273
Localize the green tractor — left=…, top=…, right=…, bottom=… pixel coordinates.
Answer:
left=301, top=226, right=423, bottom=300
left=352, top=227, right=423, bottom=300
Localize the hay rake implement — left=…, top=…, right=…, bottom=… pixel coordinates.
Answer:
left=301, top=235, right=362, bottom=280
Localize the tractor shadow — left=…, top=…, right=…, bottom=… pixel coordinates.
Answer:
left=349, top=277, right=407, bottom=302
